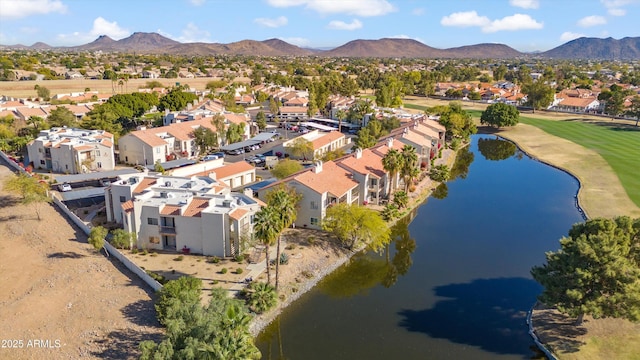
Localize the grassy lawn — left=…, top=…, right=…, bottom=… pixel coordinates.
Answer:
left=405, top=101, right=640, bottom=208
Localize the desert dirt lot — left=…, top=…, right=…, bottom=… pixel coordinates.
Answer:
left=0, top=77, right=250, bottom=98
left=0, top=161, right=162, bottom=360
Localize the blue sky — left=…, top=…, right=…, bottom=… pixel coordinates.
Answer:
left=0, top=0, right=638, bottom=52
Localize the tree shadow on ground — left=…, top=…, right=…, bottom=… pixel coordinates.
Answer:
left=90, top=327, right=162, bottom=359
left=531, top=304, right=587, bottom=354
left=0, top=195, right=20, bottom=207
left=120, top=298, right=161, bottom=327
left=398, top=277, right=543, bottom=357
left=47, top=251, right=86, bottom=259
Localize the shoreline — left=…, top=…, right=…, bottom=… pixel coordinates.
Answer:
left=249, top=146, right=460, bottom=336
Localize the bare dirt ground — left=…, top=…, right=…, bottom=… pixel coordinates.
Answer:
left=0, top=161, right=162, bottom=360
left=0, top=77, right=250, bottom=98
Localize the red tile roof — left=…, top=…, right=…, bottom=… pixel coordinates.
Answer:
left=183, top=197, right=210, bottom=217
left=133, top=177, right=157, bottom=195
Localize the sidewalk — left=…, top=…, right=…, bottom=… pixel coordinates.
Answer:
left=228, top=244, right=279, bottom=294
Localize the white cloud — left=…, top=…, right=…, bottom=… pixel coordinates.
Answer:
left=279, top=37, right=311, bottom=47
left=412, top=8, right=425, bottom=16
left=608, top=8, right=626, bottom=15
left=20, top=27, right=39, bottom=34
left=600, top=0, right=638, bottom=16
left=577, top=15, right=607, bottom=27
left=254, top=16, right=288, bottom=28
left=267, top=0, right=395, bottom=17
left=56, top=17, right=130, bottom=44
left=189, top=0, right=205, bottom=5
left=0, top=0, right=66, bottom=19
left=560, top=31, right=585, bottom=41
left=327, top=19, right=363, bottom=30
left=157, top=23, right=211, bottom=43
left=509, top=0, right=540, bottom=9
left=441, top=11, right=490, bottom=27
left=482, top=14, right=543, bottom=32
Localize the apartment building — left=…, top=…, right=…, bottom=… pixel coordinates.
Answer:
left=27, top=127, right=115, bottom=174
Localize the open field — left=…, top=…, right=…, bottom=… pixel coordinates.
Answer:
left=0, top=77, right=251, bottom=98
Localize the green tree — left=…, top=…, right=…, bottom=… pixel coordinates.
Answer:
left=256, top=111, right=267, bottom=131
left=36, top=85, right=50, bottom=101
left=226, top=122, right=246, bottom=144
left=271, top=159, right=303, bottom=179
left=435, top=102, right=477, bottom=140
left=193, top=126, right=218, bottom=154
left=88, top=226, right=108, bottom=255
left=155, top=276, right=203, bottom=325
left=48, top=107, right=76, bottom=127
left=157, top=88, right=198, bottom=111
left=531, top=216, right=640, bottom=325
left=254, top=206, right=280, bottom=285
left=523, top=81, right=555, bottom=112
left=480, top=102, right=520, bottom=128
left=400, top=145, right=419, bottom=192
left=392, top=190, right=409, bottom=209
left=109, top=228, right=134, bottom=249
left=269, top=97, right=280, bottom=118
left=382, top=148, right=404, bottom=195
left=154, top=160, right=165, bottom=174
left=322, top=203, right=391, bottom=253
left=430, top=164, right=450, bottom=182
left=335, top=109, right=347, bottom=133
left=266, top=186, right=300, bottom=290
left=242, top=281, right=277, bottom=313
left=352, top=128, right=377, bottom=149
left=626, top=95, right=640, bottom=126
left=286, top=138, right=313, bottom=160
left=3, top=173, right=51, bottom=220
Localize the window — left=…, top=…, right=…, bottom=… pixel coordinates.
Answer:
left=156, top=147, right=160, bottom=154
left=95, top=150, right=101, bottom=157
left=40, top=160, right=45, bottom=165
left=149, top=236, right=160, bottom=244
left=310, top=201, right=318, bottom=210
left=310, top=217, right=318, bottom=226
left=119, top=196, right=126, bottom=202
left=97, top=162, right=102, bottom=168
left=148, top=218, right=158, bottom=225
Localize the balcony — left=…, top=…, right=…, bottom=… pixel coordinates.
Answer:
left=159, top=226, right=176, bottom=235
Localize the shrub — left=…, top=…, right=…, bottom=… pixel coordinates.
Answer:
left=233, top=254, right=246, bottom=263
left=207, top=256, right=221, bottom=264
left=235, top=268, right=244, bottom=274
left=381, top=203, right=400, bottom=221
left=146, top=270, right=167, bottom=285
left=285, top=244, right=296, bottom=250
left=131, top=248, right=139, bottom=254
left=429, top=164, right=450, bottom=182
left=220, top=268, right=228, bottom=274
left=241, top=282, right=277, bottom=314
left=301, top=270, right=314, bottom=279
left=149, top=251, right=157, bottom=257
left=174, top=255, right=184, bottom=261
left=307, top=236, right=316, bottom=245
left=279, top=252, right=289, bottom=265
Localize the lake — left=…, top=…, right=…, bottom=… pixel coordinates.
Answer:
left=256, top=134, right=585, bottom=359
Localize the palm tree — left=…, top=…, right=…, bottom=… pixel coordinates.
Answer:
left=253, top=207, right=279, bottom=285
left=382, top=148, right=404, bottom=198
left=400, top=145, right=419, bottom=192
left=267, top=187, right=299, bottom=290
left=336, top=108, right=347, bottom=133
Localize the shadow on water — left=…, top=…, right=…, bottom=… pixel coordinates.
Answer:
left=398, top=277, right=542, bottom=357
left=477, top=137, right=519, bottom=161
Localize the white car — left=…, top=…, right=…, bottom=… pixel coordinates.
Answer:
left=58, top=183, right=72, bottom=192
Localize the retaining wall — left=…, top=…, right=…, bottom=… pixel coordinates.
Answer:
left=527, top=302, right=558, bottom=360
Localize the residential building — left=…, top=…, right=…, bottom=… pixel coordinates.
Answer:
left=27, top=127, right=115, bottom=174
left=336, top=148, right=390, bottom=205
left=106, top=173, right=261, bottom=257
left=258, top=161, right=359, bottom=230
left=277, top=130, right=350, bottom=160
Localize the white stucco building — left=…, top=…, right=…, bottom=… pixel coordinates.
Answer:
left=27, top=127, right=115, bottom=174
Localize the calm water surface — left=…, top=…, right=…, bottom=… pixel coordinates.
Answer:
left=257, top=135, right=584, bottom=359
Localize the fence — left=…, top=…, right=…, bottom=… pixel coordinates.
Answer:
left=527, top=302, right=558, bottom=360
left=1, top=149, right=164, bottom=293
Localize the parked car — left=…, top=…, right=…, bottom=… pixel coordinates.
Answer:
left=100, top=178, right=111, bottom=187
left=227, top=148, right=244, bottom=155
left=212, top=152, right=225, bottom=159
left=58, top=183, right=72, bottom=192
left=202, top=154, right=218, bottom=161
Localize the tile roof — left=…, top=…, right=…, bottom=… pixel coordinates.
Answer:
left=279, top=106, right=308, bottom=114
left=229, top=208, right=249, bottom=221
left=183, top=197, right=210, bottom=217
left=121, top=200, right=134, bottom=212
left=213, top=161, right=254, bottom=180
left=311, top=131, right=344, bottom=150
left=133, top=177, right=157, bottom=195
left=294, top=161, right=358, bottom=197
left=223, top=113, right=248, bottom=125
left=558, top=97, right=598, bottom=108
left=337, top=149, right=385, bottom=178
left=160, top=205, right=182, bottom=216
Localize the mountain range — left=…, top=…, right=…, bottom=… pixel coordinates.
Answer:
left=2, top=32, right=639, bottom=60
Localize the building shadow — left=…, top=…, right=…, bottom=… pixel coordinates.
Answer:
left=398, top=277, right=543, bottom=357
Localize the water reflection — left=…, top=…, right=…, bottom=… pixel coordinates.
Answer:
left=431, top=183, right=448, bottom=199
left=449, top=144, right=475, bottom=180
left=477, top=137, right=518, bottom=161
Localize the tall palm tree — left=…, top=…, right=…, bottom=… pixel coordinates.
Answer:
left=382, top=148, right=404, bottom=198
left=267, top=187, right=299, bottom=290
left=336, top=109, right=347, bottom=133
left=400, top=145, right=419, bottom=192
left=253, top=207, right=279, bottom=285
